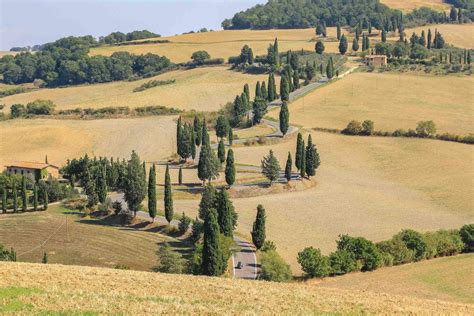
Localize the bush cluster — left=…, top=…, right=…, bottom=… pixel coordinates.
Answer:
left=298, top=225, right=473, bottom=279
left=133, top=79, right=176, bottom=92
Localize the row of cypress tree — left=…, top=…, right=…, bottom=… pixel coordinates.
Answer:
left=1, top=177, right=47, bottom=212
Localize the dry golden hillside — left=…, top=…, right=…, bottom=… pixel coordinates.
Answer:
left=1, top=261, right=473, bottom=314
left=396, top=23, right=474, bottom=49
left=381, top=0, right=449, bottom=12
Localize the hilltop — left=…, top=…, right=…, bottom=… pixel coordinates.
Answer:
left=1, top=260, right=473, bottom=314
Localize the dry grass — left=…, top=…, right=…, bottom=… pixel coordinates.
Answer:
left=0, top=116, right=177, bottom=168
left=0, top=67, right=271, bottom=112
left=1, top=261, right=472, bottom=314
left=381, top=0, right=449, bottom=12
left=317, top=253, right=474, bottom=305
left=0, top=205, right=185, bottom=271
left=172, top=131, right=474, bottom=271
left=390, top=23, right=474, bottom=49
left=233, top=123, right=276, bottom=139
left=269, top=72, right=474, bottom=135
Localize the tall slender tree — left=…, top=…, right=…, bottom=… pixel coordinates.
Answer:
left=251, top=204, right=266, bottom=250
left=176, top=116, right=183, bottom=157
left=123, top=151, right=146, bottom=217
left=255, top=81, right=261, bottom=100
left=427, top=29, right=432, bottom=49
left=261, top=150, right=280, bottom=184
left=381, top=29, right=387, bottom=42
left=96, top=166, right=107, bottom=204
left=305, top=135, right=320, bottom=178
left=217, top=139, right=226, bottom=164
left=2, top=186, right=7, bottom=212
left=279, top=101, right=289, bottom=136
left=326, top=57, right=334, bottom=79
left=193, top=116, right=202, bottom=146
left=202, top=208, right=224, bottom=276
left=43, top=185, right=48, bottom=210
left=199, top=184, right=217, bottom=220
left=178, top=166, right=183, bottom=185
left=299, top=140, right=306, bottom=178
left=267, top=73, right=275, bottom=101
left=280, top=75, right=290, bottom=102
left=339, top=35, right=348, bottom=55
left=295, top=132, right=303, bottom=170
left=228, top=127, right=234, bottom=146
left=352, top=38, right=359, bottom=52
left=33, top=183, right=38, bottom=211
left=336, top=23, right=341, bottom=40
left=273, top=38, right=280, bottom=67
left=148, top=164, right=157, bottom=222
left=285, top=152, right=292, bottom=182
left=216, top=189, right=236, bottom=237
left=225, top=149, right=236, bottom=186
left=243, top=83, right=250, bottom=103
left=164, top=164, right=173, bottom=224
left=21, top=176, right=27, bottom=211
left=198, top=136, right=220, bottom=184
left=261, top=81, right=268, bottom=100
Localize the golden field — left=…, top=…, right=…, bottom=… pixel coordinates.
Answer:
left=0, top=205, right=186, bottom=271
left=381, top=0, right=449, bottom=12
left=269, top=72, right=474, bottom=135
left=172, top=131, right=474, bottom=271
left=90, top=28, right=350, bottom=62
left=0, top=66, right=272, bottom=113
left=1, top=261, right=473, bottom=314
left=318, top=253, right=474, bottom=305
left=391, top=23, right=474, bottom=49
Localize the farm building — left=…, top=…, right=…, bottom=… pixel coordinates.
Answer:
left=364, top=55, right=387, bottom=67
left=5, top=161, right=59, bottom=181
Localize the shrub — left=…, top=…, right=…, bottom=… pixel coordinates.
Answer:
left=154, top=242, right=185, bottom=274
left=259, top=250, right=292, bottom=282
left=112, top=201, right=122, bottom=215
left=26, top=99, right=55, bottom=115
left=191, top=50, right=211, bottom=65
left=392, top=129, right=407, bottom=137
left=133, top=79, right=175, bottom=92
left=328, top=249, right=358, bottom=275
left=297, top=247, right=330, bottom=278
left=336, top=235, right=382, bottom=271
left=261, top=240, right=277, bottom=252
left=376, top=238, right=414, bottom=265
left=361, top=120, right=374, bottom=136
left=342, top=120, right=362, bottom=135
left=10, top=104, right=26, bottom=118
left=397, top=229, right=427, bottom=261
left=178, top=212, right=192, bottom=235
left=459, top=224, right=474, bottom=252
left=424, top=229, right=464, bottom=259
left=416, top=121, right=436, bottom=138
left=0, top=244, right=16, bottom=261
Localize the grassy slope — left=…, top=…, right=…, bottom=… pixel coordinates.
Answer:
left=317, top=254, right=474, bottom=304
left=1, top=262, right=472, bottom=314
left=0, top=205, right=189, bottom=271
left=381, top=0, right=449, bottom=12
left=269, top=72, right=474, bottom=135
left=0, top=66, right=273, bottom=113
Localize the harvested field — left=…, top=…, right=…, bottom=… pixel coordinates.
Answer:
left=381, top=0, right=449, bottom=12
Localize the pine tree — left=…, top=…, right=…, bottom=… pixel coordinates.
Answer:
left=193, top=116, right=202, bottom=146
left=21, top=176, right=27, bottom=212
left=202, top=208, right=224, bottom=276
left=305, top=135, right=320, bottom=178
left=199, top=184, right=217, bottom=220
left=251, top=205, right=266, bottom=250
left=163, top=164, right=173, bottom=224
left=381, top=29, right=387, bottom=42
left=2, top=186, right=7, bottom=212
left=427, top=29, right=432, bottom=49
left=285, top=152, right=292, bottom=182
left=295, top=132, right=303, bottom=170
left=336, top=23, right=341, bottom=40
left=255, top=81, right=261, bottom=100
left=97, top=166, right=107, bottom=204
left=339, top=35, right=348, bottom=55
left=261, top=150, right=280, bottom=184
left=148, top=164, right=157, bottom=222
left=280, top=75, right=290, bottom=102
left=299, top=140, right=306, bottom=178
left=225, top=148, right=236, bottom=187
left=261, top=81, right=268, bottom=100
left=279, top=101, right=289, bottom=136
left=267, top=73, right=275, bottom=101
left=217, top=139, right=226, bottom=164
left=178, top=166, right=183, bottom=185
left=216, top=189, right=236, bottom=237
left=33, top=183, right=38, bottom=211
left=43, top=186, right=48, bottom=210
left=315, top=40, right=325, bottom=54
left=123, top=151, right=146, bottom=217
left=352, top=38, right=359, bottom=52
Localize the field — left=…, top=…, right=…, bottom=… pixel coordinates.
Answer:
left=318, top=254, right=474, bottom=305
left=0, top=66, right=272, bottom=113
left=0, top=205, right=187, bottom=271
left=269, top=72, right=474, bottom=135
left=0, top=116, right=177, bottom=168
left=391, top=23, right=474, bottom=49
left=90, top=28, right=347, bottom=63
left=381, top=0, right=449, bottom=12
left=1, top=262, right=472, bottom=314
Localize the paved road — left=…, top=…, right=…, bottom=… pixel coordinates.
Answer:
left=108, top=192, right=258, bottom=280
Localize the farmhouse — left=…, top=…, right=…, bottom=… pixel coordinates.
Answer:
left=365, top=55, right=387, bottom=67
left=5, top=161, right=59, bottom=181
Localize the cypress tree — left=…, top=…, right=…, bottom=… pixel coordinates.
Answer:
left=368, top=22, right=372, bottom=34
left=273, top=38, right=280, bottom=67
left=202, top=208, right=223, bottom=276
left=199, top=184, right=217, bottom=220
left=123, top=151, right=146, bottom=217
left=293, top=70, right=300, bottom=90
left=190, top=127, right=196, bottom=160
left=251, top=204, right=266, bottom=250
left=267, top=73, right=275, bottom=101
left=458, top=8, right=462, bottom=23
left=225, top=148, right=236, bottom=186
left=300, top=140, right=306, bottom=178
left=305, top=135, right=320, bottom=178
left=217, top=139, right=226, bottom=164
left=352, top=38, right=359, bottom=52
left=419, top=30, right=426, bottom=47
left=164, top=164, right=173, bottom=224
left=228, top=127, right=233, bottom=146
left=33, top=184, right=38, bottom=211
left=21, top=176, right=27, bottom=211
left=2, top=186, right=7, bottom=212
left=255, top=81, right=261, bottom=100
left=285, top=152, right=292, bottom=182
left=193, top=116, right=202, bottom=146
left=280, top=75, right=290, bottom=102
left=42, top=251, right=48, bottom=264
left=97, top=166, right=107, bottom=204
left=148, top=164, right=157, bottom=222
left=467, top=51, right=471, bottom=64
left=176, top=116, right=183, bottom=157
left=253, top=97, right=267, bottom=124
left=43, top=186, right=48, bottom=210
left=339, top=35, right=348, bottom=55
left=326, top=57, right=334, bottom=79
left=201, top=120, right=209, bottom=145
left=295, top=132, right=303, bottom=170
left=336, top=23, right=341, bottom=40
left=215, top=115, right=229, bottom=139
left=381, top=29, right=387, bottom=42
left=243, top=83, right=250, bottom=103
left=261, top=150, right=280, bottom=184
left=427, top=29, right=432, bottom=49
left=315, top=40, right=325, bottom=54
left=216, top=189, right=235, bottom=237
left=178, top=166, right=183, bottom=185
left=450, top=6, right=457, bottom=22
left=261, top=81, right=268, bottom=100
left=279, top=101, right=290, bottom=136
left=12, top=180, right=18, bottom=212
left=198, top=133, right=220, bottom=184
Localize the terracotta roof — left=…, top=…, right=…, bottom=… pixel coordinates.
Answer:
left=6, top=161, right=56, bottom=170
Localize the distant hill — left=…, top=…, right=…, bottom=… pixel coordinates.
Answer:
left=1, top=261, right=473, bottom=314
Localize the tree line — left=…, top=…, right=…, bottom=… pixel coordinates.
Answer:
left=99, top=30, right=160, bottom=45
left=1, top=36, right=172, bottom=86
